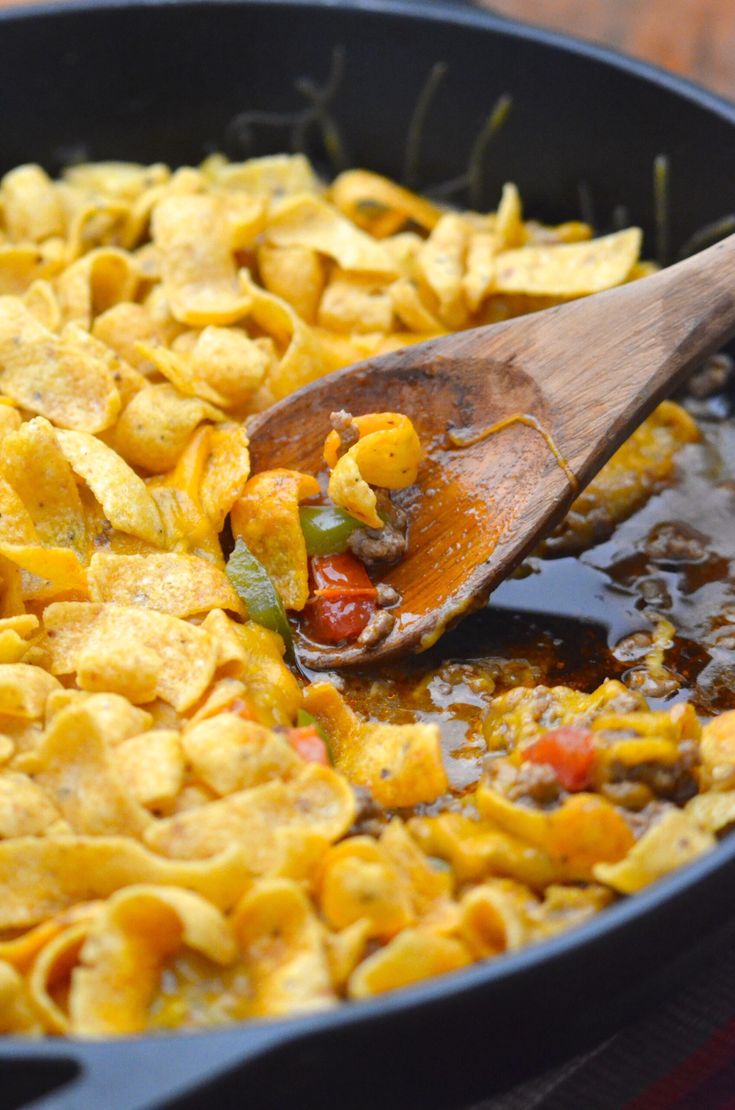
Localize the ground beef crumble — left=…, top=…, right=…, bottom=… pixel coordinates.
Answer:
left=329, top=409, right=360, bottom=455
left=348, top=489, right=409, bottom=568
left=602, top=738, right=700, bottom=807
left=357, top=609, right=396, bottom=647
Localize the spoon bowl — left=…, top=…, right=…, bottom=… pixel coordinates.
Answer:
left=248, top=234, right=735, bottom=668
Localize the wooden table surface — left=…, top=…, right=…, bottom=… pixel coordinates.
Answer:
left=480, top=0, right=735, bottom=102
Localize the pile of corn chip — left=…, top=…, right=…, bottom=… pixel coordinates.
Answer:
left=0, top=153, right=729, bottom=1037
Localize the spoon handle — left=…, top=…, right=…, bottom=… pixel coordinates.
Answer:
left=484, top=231, right=735, bottom=485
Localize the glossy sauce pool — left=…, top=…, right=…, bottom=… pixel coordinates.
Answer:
left=327, top=392, right=735, bottom=794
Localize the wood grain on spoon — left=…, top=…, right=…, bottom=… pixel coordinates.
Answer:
left=248, top=234, right=735, bottom=669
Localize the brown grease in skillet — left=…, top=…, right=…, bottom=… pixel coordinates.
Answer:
left=323, top=393, right=735, bottom=794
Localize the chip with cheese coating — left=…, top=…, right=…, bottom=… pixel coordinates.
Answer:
left=594, top=809, right=715, bottom=893
left=200, top=423, right=251, bottom=531
left=330, top=169, right=441, bottom=237
left=324, top=412, right=421, bottom=529
left=1, top=164, right=65, bottom=242
left=200, top=613, right=302, bottom=728
left=266, top=194, right=398, bottom=276
left=348, top=929, right=470, bottom=999
left=231, top=469, right=319, bottom=610
left=56, top=248, right=138, bottom=328
left=44, top=602, right=217, bottom=711
left=115, top=383, right=225, bottom=473
left=70, top=886, right=236, bottom=1035
left=0, top=837, right=253, bottom=931
left=114, top=730, right=184, bottom=812
left=303, top=683, right=448, bottom=807
left=30, top=700, right=153, bottom=837
left=1, top=417, right=87, bottom=559
left=55, top=428, right=165, bottom=548
left=181, top=714, right=300, bottom=796
left=0, top=297, right=120, bottom=432
left=494, top=227, right=642, bottom=296
left=144, top=763, right=356, bottom=866
left=153, top=194, right=252, bottom=326
left=231, top=879, right=335, bottom=1017
left=88, top=552, right=243, bottom=618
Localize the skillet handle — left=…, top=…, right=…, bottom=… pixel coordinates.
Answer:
left=1, top=1022, right=295, bottom=1110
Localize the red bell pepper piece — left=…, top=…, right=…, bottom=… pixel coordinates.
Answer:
left=522, top=726, right=595, bottom=791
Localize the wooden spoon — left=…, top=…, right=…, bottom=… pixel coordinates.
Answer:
left=248, top=234, right=735, bottom=669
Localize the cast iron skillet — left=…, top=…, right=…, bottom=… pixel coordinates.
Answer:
left=2, top=1, right=735, bottom=1106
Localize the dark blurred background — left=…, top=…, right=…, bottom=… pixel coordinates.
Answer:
left=1, top=0, right=733, bottom=101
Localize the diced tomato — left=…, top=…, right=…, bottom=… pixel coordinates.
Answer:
left=287, top=725, right=330, bottom=765
left=305, top=592, right=377, bottom=643
left=305, top=553, right=378, bottom=643
left=522, top=726, right=595, bottom=792
left=310, top=553, right=375, bottom=592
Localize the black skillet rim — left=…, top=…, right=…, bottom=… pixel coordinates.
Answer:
left=0, top=0, right=734, bottom=1088
left=3, top=0, right=735, bottom=129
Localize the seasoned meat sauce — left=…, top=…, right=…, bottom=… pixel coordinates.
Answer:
left=337, top=388, right=735, bottom=795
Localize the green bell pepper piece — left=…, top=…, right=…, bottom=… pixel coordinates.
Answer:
left=226, top=538, right=294, bottom=659
left=299, top=505, right=362, bottom=556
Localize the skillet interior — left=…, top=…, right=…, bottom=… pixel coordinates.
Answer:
left=1, top=1, right=735, bottom=1106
